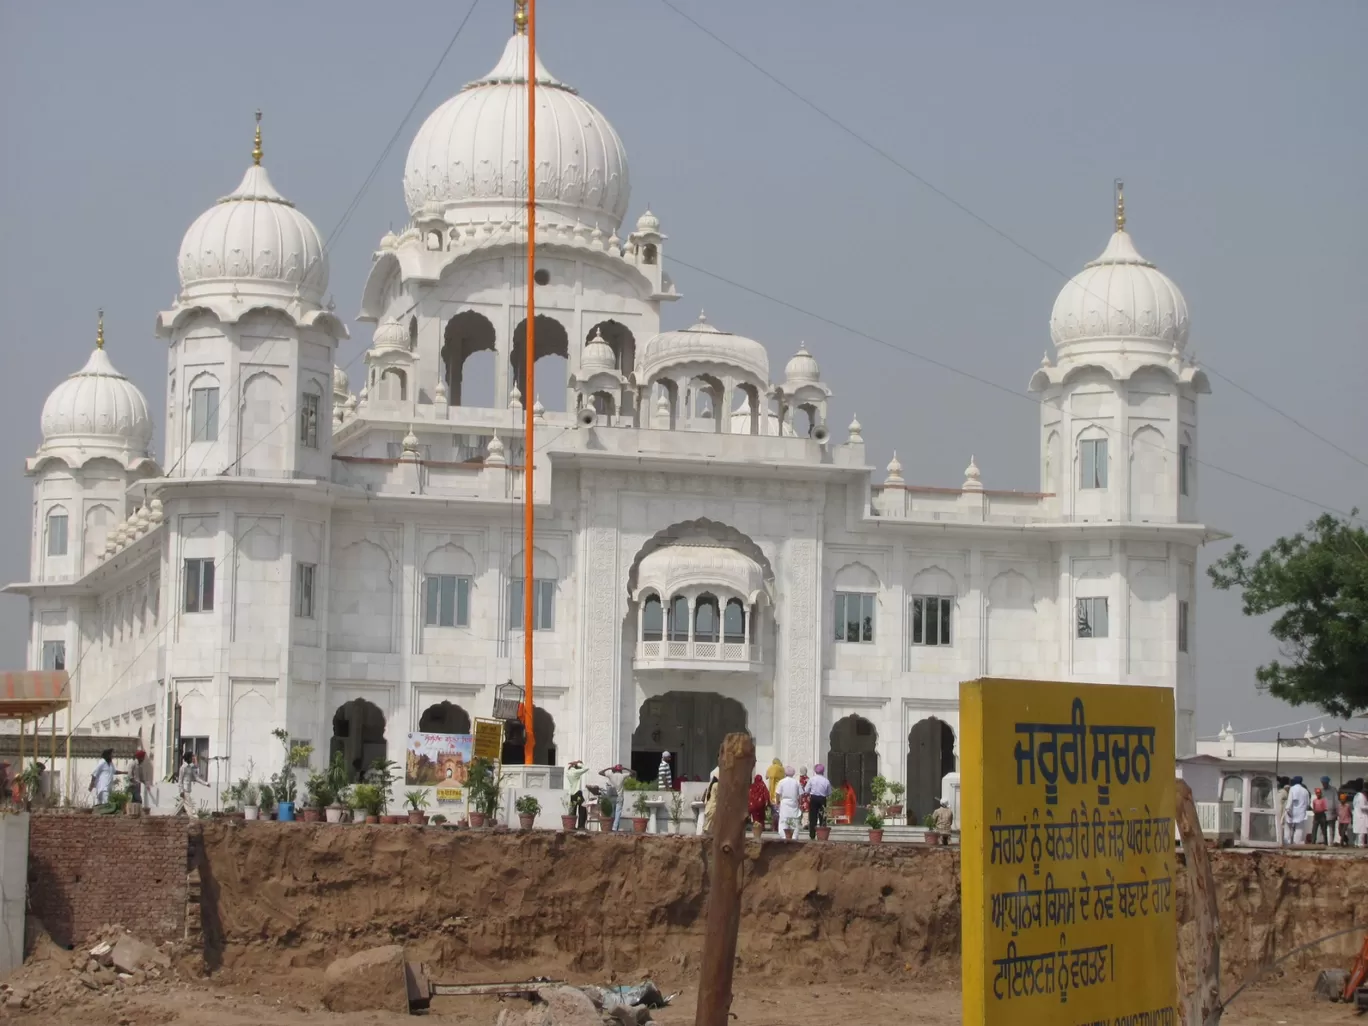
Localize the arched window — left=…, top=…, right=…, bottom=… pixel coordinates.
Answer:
left=694, top=593, right=720, bottom=642
left=642, top=243, right=658, bottom=265
left=379, top=367, right=407, bottom=401
left=408, top=316, right=418, bottom=352
left=46, top=507, right=69, bottom=557
left=667, top=595, right=689, bottom=641
left=723, top=599, right=746, bottom=643
left=642, top=594, right=663, bottom=641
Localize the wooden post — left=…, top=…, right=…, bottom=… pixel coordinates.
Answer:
left=694, top=731, right=755, bottom=1026
left=1176, top=779, right=1221, bottom=1026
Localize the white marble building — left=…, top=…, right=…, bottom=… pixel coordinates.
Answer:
left=7, top=27, right=1218, bottom=818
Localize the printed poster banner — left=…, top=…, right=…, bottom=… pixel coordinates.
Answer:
left=405, top=732, right=473, bottom=804
left=960, top=678, right=1176, bottom=1026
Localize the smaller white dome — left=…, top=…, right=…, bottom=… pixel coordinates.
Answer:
left=332, top=364, right=349, bottom=395
left=177, top=154, right=329, bottom=303
left=371, top=318, right=409, bottom=352
left=580, top=329, right=617, bottom=375
left=40, top=332, right=153, bottom=456
left=642, top=313, right=769, bottom=385
left=784, top=344, right=820, bottom=385
left=635, top=208, right=660, bottom=234
left=1050, top=229, right=1189, bottom=349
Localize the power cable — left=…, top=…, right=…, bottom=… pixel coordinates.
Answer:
left=655, top=0, right=1368, bottom=473
left=668, top=251, right=1357, bottom=520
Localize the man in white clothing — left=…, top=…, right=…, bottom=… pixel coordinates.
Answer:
left=775, top=766, right=803, bottom=839
left=1286, top=775, right=1312, bottom=845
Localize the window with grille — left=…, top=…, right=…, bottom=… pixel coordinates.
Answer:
left=47, top=513, right=68, bottom=556
left=509, top=578, right=555, bottom=631
left=295, top=563, right=316, bottom=619
left=1076, top=596, right=1109, bottom=638
left=1178, top=599, right=1189, bottom=653
left=184, top=558, right=215, bottom=612
left=424, top=574, right=471, bottom=627
left=834, top=592, right=875, bottom=643
left=42, top=640, right=65, bottom=670
left=910, top=596, right=952, bottom=646
left=300, top=393, right=320, bottom=448
left=1079, top=438, right=1108, bottom=489
left=191, top=387, right=219, bottom=442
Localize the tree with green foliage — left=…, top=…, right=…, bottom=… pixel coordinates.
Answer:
left=1208, top=511, right=1368, bottom=717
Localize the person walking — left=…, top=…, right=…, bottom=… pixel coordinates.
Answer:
left=128, top=749, right=152, bottom=809
left=656, top=752, right=673, bottom=791
left=565, top=759, right=588, bottom=830
left=1354, top=789, right=1368, bottom=848
left=775, top=766, right=802, bottom=839
left=1311, top=788, right=1330, bottom=844
left=765, top=758, right=785, bottom=805
left=1286, top=776, right=1311, bottom=845
left=1321, top=777, right=1338, bottom=843
left=89, top=749, right=117, bottom=805
left=1338, top=792, right=1353, bottom=847
left=747, top=774, right=770, bottom=838
left=598, top=763, right=632, bottom=833
left=175, top=752, right=203, bottom=816
left=700, top=766, right=720, bottom=835
left=804, top=763, right=832, bottom=840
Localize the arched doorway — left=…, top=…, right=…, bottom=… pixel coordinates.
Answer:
left=906, top=718, right=956, bottom=822
left=511, top=315, right=569, bottom=411
left=632, top=691, right=748, bottom=783
left=442, top=311, right=496, bottom=406
left=418, top=701, right=470, bottom=735
left=330, top=699, right=387, bottom=782
left=501, top=707, right=557, bottom=766
left=827, top=715, right=879, bottom=807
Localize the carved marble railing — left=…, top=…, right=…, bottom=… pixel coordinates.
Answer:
left=635, top=639, right=760, bottom=665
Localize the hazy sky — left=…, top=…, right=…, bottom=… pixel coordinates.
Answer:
left=2, top=2, right=1363, bottom=740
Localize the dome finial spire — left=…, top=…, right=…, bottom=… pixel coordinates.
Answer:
left=96, top=308, right=105, bottom=350
left=513, top=0, right=528, bottom=34
left=1114, top=178, right=1126, bottom=233
left=252, top=110, right=263, bottom=166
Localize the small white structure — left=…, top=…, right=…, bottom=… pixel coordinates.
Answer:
left=5, top=22, right=1219, bottom=822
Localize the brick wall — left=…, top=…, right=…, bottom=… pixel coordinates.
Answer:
left=28, top=815, right=189, bottom=948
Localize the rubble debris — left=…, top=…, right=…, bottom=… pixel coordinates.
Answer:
left=111, top=933, right=170, bottom=975
left=520, top=985, right=602, bottom=1026
left=599, top=981, right=668, bottom=1010
left=321, top=944, right=409, bottom=1014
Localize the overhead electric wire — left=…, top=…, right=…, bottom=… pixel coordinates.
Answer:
left=656, top=0, right=1368, bottom=474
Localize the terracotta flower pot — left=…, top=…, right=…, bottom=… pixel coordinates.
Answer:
left=783, top=829, right=794, bottom=840
left=407, top=811, right=425, bottom=825
left=302, top=808, right=322, bottom=823
left=365, top=815, right=380, bottom=824
left=561, top=814, right=578, bottom=832
left=519, top=813, right=535, bottom=830
left=631, top=817, right=649, bottom=834
left=886, top=805, right=904, bottom=817
left=816, top=826, right=832, bottom=841
left=868, top=829, right=884, bottom=844
left=380, top=814, right=401, bottom=825
left=469, top=812, right=487, bottom=828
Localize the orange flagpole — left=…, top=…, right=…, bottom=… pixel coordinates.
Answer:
left=521, top=0, right=538, bottom=765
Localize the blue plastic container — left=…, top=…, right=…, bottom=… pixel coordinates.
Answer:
left=276, top=801, right=295, bottom=822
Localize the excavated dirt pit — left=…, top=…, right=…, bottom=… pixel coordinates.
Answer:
left=8, top=823, right=1368, bottom=1024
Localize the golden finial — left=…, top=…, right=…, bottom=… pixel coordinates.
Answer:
left=1114, top=178, right=1126, bottom=233
left=252, top=110, right=263, bottom=166
left=514, top=0, right=528, bottom=34
left=96, top=309, right=105, bottom=350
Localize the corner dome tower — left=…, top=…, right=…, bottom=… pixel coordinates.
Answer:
left=402, top=26, right=630, bottom=232
left=176, top=112, right=329, bottom=305
left=38, top=313, right=153, bottom=464
left=1049, top=184, right=1189, bottom=353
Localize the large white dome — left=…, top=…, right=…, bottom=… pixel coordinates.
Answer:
left=178, top=162, right=329, bottom=304
left=642, top=314, right=769, bottom=386
left=403, top=33, right=630, bottom=232
left=40, top=332, right=153, bottom=455
left=1050, top=229, right=1189, bottom=349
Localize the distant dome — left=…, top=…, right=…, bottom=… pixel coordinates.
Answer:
left=403, top=33, right=630, bottom=232
left=581, top=329, right=617, bottom=374
left=1050, top=229, right=1188, bottom=349
left=634, top=208, right=660, bottom=234
left=40, top=336, right=152, bottom=455
left=634, top=542, right=766, bottom=604
left=783, top=344, right=820, bottom=385
left=332, top=364, right=349, bottom=399
left=728, top=404, right=796, bottom=437
left=177, top=140, right=329, bottom=303
left=642, top=314, right=769, bottom=385
left=371, top=318, right=409, bottom=352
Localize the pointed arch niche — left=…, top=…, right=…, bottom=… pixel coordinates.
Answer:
left=511, top=315, right=569, bottom=412
left=443, top=310, right=497, bottom=407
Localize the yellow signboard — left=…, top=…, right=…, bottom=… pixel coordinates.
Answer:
left=960, top=679, right=1176, bottom=1026
left=473, top=717, right=505, bottom=763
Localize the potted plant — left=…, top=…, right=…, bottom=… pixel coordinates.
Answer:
left=467, top=757, right=501, bottom=827
left=866, top=810, right=885, bottom=844
left=302, top=771, right=331, bottom=822
left=923, top=812, right=947, bottom=845
left=353, top=783, right=383, bottom=824
left=597, top=792, right=615, bottom=832
left=631, top=791, right=650, bottom=834
left=258, top=782, right=276, bottom=819
left=559, top=795, right=577, bottom=832
left=403, top=789, right=431, bottom=825
left=886, top=781, right=906, bottom=818
left=269, top=729, right=313, bottom=822
left=668, top=792, right=684, bottom=836
left=366, top=758, right=399, bottom=822
left=515, top=794, right=541, bottom=829
left=239, top=780, right=261, bottom=821
left=782, top=814, right=798, bottom=840
left=869, top=775, right=890, bottom=813
left=820, top=786, right=845, bottom=840
left=325, top=752, right=351, bottom=823
left=431, top=813, right=448, bottom=826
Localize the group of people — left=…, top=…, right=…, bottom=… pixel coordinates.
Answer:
left=1278, top=775, right=1368, bottom=846
left=747, top=760, right=833, bottom=839
left=87, top=748, right=204, bottom=814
